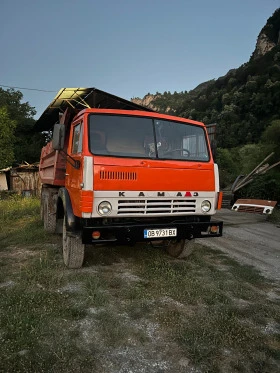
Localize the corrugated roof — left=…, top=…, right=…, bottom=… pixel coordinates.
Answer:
left=34, top=87, right=154, bottom=132
left=0, top=167, right=11, bottom=172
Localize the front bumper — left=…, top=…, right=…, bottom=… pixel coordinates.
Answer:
left=82, top=220, right=223, bottom=245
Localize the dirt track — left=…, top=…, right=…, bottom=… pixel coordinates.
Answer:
left=198, top=209, right=280, bottom=281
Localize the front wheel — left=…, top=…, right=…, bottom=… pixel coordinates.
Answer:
left=166, top=239, right=195, bottom=258
left=62, top=217, right=85, bottom=268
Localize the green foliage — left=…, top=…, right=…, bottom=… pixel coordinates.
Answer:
left=14, top=117, right=46, bottom=164
left=0, top=107, right=16, bottom=168
left=0, top=88, right=45, bottom=165
left=237, top=143, right=267, bottom=175
left=215, top=148, right=240, bottom=188
left=268, top=207, right=280, bottom=224
left=216, top=142, right=280, bottom=201
left=0, top=88, right=35, bottom=120
left=236, top=172, right=280, bottom=201
left=261, top=120, right=280, bottom=159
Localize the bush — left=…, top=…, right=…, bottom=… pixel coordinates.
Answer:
left=216, top=148, right=240, bottom=189
left=235, top=173, right=280, bottom=202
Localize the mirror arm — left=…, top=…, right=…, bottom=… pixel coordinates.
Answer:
left=60, top=149, right=80, bottom=169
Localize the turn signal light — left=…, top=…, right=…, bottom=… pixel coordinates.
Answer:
left=217, top=192, right=223, bottom=210
left=80, top=190, right=93, bottom=213
left=210, top=226, right=219, bottom=234
left=92, top=231, right=101, bottom=240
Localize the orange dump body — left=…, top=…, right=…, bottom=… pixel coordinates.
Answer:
left=39, top=141, right=66, bottom=186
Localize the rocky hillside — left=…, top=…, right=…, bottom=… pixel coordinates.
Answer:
left=252, top=9, right=280, bottom=59
left=132, top=94, right=158, bottom=110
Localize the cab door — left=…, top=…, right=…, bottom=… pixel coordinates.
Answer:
left=65, top=121, right=83, bottom=216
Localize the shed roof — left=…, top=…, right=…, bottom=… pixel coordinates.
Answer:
left=34, top=87, right=154, bottom=132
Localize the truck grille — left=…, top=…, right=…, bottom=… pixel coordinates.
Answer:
left=117, top=199, right=196, bottom=215
left=100, top=171, right=137, bottom=181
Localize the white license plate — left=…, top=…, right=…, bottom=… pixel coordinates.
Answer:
left=144, top=228, right=177, bottom=238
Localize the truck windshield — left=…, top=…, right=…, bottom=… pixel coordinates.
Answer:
left=88, top=114, right=210, bottom=161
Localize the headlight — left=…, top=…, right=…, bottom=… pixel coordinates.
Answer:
left=201, top=200, right=211, bottom=212
left=98, top=201, right=112, bottom=216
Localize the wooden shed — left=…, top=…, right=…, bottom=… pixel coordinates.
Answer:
left=0, top=168, right=9, bottom=191
left=10, top=163, right=41, bottom=197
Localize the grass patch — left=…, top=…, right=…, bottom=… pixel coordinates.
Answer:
left=0, top=263, right=93, bottom=372
left=0, top=195, right=39, bottom=222
left=0, top=196, right=51, bottom=249
left=177, top=304, right=275, bottom=372
left=0, top=197, right=100, bottom=372
left=95, top=309, right=148, bottom=347
left=132, top=247, right=280, bottom=371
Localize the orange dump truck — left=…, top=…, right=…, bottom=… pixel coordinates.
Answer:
left=36, top=88, right=223, bottom=268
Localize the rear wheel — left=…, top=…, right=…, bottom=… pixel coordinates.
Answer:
left=43, top=198, right=56, bottom=233
left=40, top=194, right=44, bottom=221
left=62, top=217, right=84, bottom=268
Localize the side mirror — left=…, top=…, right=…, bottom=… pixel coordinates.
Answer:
left=52, top=123, right=65, bottom=150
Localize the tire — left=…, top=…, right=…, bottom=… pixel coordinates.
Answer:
left=40, top=194, right=44, bottom=221
left=62, top=217, right=84, bottom=268
left=43, top=198, right=56, bottom=233
left=176, top=239, right=196, bottom=259
left=166, top=239, right=195, bottom=258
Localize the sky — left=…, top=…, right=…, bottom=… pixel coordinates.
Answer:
left=0, top=0, right=279, bottom=118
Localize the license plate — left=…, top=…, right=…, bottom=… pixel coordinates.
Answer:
left=144, top=228, right=177, bottom=238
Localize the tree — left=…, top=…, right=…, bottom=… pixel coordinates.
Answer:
left=261, top=119, right=280, bottom=160
left=215, top=148, right=240, bottom=188
left=0, top=88, right=35, bottom=121
left=0, top=107, right=16, bottom=168
left=0, top=88, right=45, bottom=164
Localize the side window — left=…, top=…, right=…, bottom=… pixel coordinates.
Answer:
left=72, top=123, right=83, bottom=154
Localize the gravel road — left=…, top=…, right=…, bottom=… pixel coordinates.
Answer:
left=198, top=209, right=280, bottom=281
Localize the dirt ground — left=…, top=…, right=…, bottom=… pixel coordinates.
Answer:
left=198, top=209, right=280, bottom=281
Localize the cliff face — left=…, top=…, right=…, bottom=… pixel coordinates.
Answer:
left=131, top=94, right=172, bottom=112
left=252, top=32, right=277, bottom=58
left=251, top=8, right=280, bottom=59
left=131, top=94, right=158, bottom=110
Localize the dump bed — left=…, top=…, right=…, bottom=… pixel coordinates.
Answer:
left=39, top=141, right=66, bottom=186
